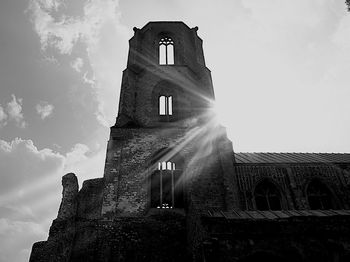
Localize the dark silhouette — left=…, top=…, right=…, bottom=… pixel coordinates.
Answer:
left=30, top=21, right=350, bottom=262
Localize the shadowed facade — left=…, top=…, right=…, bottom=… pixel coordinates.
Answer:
left=30, top=21, right=350, bottom=262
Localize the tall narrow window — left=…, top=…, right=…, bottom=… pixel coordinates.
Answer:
left=159, top=37, right=174, bottom=65
left=150, top=150, right=184, bottom=209
left=307, top=180, right=335, bottom=210
left=159, top=96, right=166, bottom=115
left=168, top=96, right=172, bottom=115
left=159, top=95, right=173, bottom=116
left=254, top=181, right=282, bottom=211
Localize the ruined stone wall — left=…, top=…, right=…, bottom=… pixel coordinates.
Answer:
left=30, top=218, right=76, bottom=262
left=31, top=212, right=188, bottom=262
left=57, top=173, right=78, bottom=220
left=201, top=216, right=350, bottom=262
left=77, top=178, right=104, bottom=219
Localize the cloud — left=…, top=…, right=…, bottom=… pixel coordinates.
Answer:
left=0, top=138, right=104, bottom=199
left=0, top=138, right=64, bottom=195
left=0, top=137, right=65, bottom=261
left=82, top=71, right=95, bottom=84
left=35, top=101, right=54, bottom=119
left=70, top=57, right=84, bottom=72
left=0, top=105, right=7, bottom=127
left=0, top=137, right=105, bottom=262
left=28, top=0, right=85, bottom=55
left=0, top=219, right=46, bottom=262
left=28, top=0, right=131, bottom=127
left=64, top=143, right=105, bottom=186
left=6, top=94, right=26, bottom=128
left=28, top=0, right=126, bottom=55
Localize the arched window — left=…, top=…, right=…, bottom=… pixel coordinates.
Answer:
left=159, top=95, right=172, bottom=115
left=159, top=95, right=173, bottom=118
left=151, top=149, right=183, bottom=209
left=254, top=180, right=282, bottom=211
left=307, top=180, right=335, bottom=209
left=159, top=37, right=174, bottom=65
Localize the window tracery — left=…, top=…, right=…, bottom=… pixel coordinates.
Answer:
left=254, top=180, right=282, bottom=211
left=159, top=37, right=174, bottom=65
left=151, top=150, right=183, bottom=209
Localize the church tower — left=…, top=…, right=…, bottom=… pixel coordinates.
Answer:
left=101, top=21, right=237, bottom=217
left=30, top=21, right=350, bottom=262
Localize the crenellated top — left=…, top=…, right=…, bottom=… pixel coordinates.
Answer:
left=127, top=21, right=206, bottom=70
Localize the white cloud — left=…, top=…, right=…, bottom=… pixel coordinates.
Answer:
left=36, top=0, right=63, bottom=10
left=0, top=219, right=46, bottom=262
left=28, top=0, right=125, bottom=55
left=0, top=137, right=64, bottom=261
left=65, top=143, right=90, bottom=165
left=64, top=143, right=105, bottom=186
left=0, top=137, right=105, bottom=262
left=28, top=0, right=84, bottom=55
left=6, top=94, right=26, bottom=128
left=28, top=0, right=131, bottom=127
left=70, top=57, right=84, bottom=72
left=0, top=105, right=7, bottom=127
left=0, top=138, right=104, bottom=198
left=83, top=71, right=95, bottom=84
left=0, top=138, right=64, bottom=194
left=35, top=101, right=54, bottom=119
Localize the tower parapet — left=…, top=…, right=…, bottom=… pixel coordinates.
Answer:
left=116, top=21, right=215, bottom=128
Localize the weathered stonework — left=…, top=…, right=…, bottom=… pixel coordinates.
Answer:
left=57, top=173, right=78, bottom=220
left=30, top=22, right=350, bottom=262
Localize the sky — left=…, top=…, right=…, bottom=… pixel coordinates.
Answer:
left=0, top=0, right=349, bottom=261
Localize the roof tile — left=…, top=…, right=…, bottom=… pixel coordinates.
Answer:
left=234, top=153, right=350, bottom=164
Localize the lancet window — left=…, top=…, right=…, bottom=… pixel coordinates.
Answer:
left=159, top=95, right=173, bottom=116
left=151, top=150, right=183, bottom=209
left=159, top=37, right=174, bottom=65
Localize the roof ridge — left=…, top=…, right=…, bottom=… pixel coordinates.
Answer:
left=234, top=152, right=350, bottom=164
left=235, top=152, right=350, bottom=154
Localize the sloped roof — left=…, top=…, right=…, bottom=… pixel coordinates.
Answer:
left=205, top=209, right=350, bottom=220
left=234, top=152, right=350, bottom=164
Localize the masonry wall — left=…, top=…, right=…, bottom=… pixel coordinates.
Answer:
left=235, top=163, right=350, bottom=210
left=77, top=178, right=104, bottom=219
left=31, top=213, right=188, bottom=262
left=101, top=123, right=235, bottom=218
left=128, top=22, right=206, bottom=70
left=116, top=22, right=214, bottom=129
left=201, top=216, right=350, bottom=262
left=116, top=64, right=214, bottom=127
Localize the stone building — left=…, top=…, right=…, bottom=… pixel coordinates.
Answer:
left=30, top=21, right=350, bottom=262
